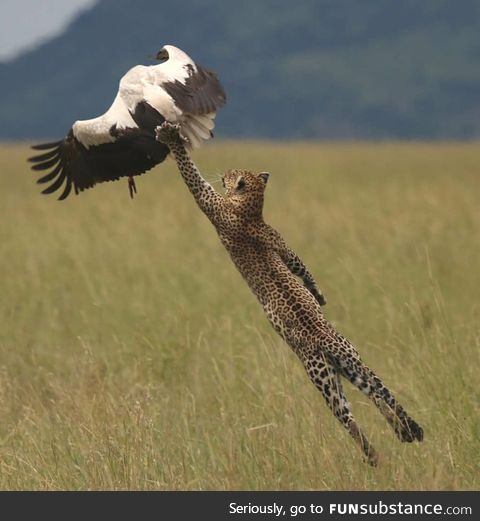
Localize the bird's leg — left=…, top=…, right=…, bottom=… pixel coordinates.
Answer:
left=128, top=176, right=137, bottom=199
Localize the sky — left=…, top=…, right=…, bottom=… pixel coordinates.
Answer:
left=0, top=0, right=96, bottom=61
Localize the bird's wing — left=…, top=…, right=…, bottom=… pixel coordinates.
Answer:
left=29, top=89, right=170, bottom=199
left=29, top=126, right=169, bottom=200
left=160, top=63, right=226, bottom=116
left=144, top=60, right=225, bottom=148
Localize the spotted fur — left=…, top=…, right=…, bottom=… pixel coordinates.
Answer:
left=156, top=122, right=423, bottom=465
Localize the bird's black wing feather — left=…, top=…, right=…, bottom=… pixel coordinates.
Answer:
left=162, top=63, right=226, bottom=115
left=29, top=127, right=169, bottom=200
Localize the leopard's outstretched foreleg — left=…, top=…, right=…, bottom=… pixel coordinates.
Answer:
left=155, top=122, right=227, bottom=226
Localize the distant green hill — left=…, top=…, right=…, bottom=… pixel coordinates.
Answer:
left=1, top=0, right=480, bottom=139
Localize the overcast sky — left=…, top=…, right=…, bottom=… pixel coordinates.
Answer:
left=0, top=0, right=96, bottom=61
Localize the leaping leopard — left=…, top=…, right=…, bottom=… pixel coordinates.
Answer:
left=156, top=121, right=423, bottom=465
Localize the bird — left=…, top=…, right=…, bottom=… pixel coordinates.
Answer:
left=28, top=45, right=226, bottom=200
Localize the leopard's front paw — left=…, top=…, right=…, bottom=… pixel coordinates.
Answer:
left=155, top=121, right=187, bottom=146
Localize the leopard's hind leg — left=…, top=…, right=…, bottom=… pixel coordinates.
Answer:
left=303, top=351, right=378, bottom=466
left=349, top=362, right=423, bottom=442
left=326, top=337, right=424, bottom=443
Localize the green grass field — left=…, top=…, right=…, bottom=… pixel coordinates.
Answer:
left=0, top=141, right=479, bottom=490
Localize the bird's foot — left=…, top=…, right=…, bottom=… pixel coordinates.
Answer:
left=128, top=176, right=137, bottom=199
left=155, top=121, right=188, bottom=146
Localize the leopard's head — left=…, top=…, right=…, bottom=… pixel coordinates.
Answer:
left=221, top=169, right=269, bottom=219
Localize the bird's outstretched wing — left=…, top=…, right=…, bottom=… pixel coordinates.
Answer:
left=162, top=63, right=226, bottom=116
left=29, top=127, right=169, bottom=200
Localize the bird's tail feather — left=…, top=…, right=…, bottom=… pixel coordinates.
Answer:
left=182, top=116, right=214, bottom=149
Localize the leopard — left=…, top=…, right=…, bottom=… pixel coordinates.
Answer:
left=156, top=121, right=423, bottom=465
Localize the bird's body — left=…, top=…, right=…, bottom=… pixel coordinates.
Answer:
left=29, top=45, right=226, bottom=199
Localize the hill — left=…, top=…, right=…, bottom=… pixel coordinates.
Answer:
left=1, top=0, right=480, bottom=139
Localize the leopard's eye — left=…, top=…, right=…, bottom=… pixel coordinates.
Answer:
left=236, top=178, right=246, bottom=190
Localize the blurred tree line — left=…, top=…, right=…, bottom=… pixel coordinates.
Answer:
left=1, top=0, right=479, bottom=139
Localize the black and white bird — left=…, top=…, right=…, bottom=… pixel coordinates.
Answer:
left=29, top=45, right=226, bottom=199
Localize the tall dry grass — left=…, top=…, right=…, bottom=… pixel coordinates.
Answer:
left=0, top=141, right=478, bottom=489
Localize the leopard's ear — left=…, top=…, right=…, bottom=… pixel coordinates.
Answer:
left=258, top=172, right=270, bottom=184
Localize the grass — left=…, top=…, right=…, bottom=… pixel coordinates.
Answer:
left=0, top=141, right=479, bottom=490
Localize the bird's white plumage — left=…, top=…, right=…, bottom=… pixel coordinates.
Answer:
left=150, top=45, right=196, bottom=84
left=142, top=82, right=182, bottom=122
left=72, top=45, right=215, bottom=149
left=72, top=93, right=136, bottom=147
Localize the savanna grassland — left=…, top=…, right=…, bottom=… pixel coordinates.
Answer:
left=0, top=141, right=478, bottom=490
